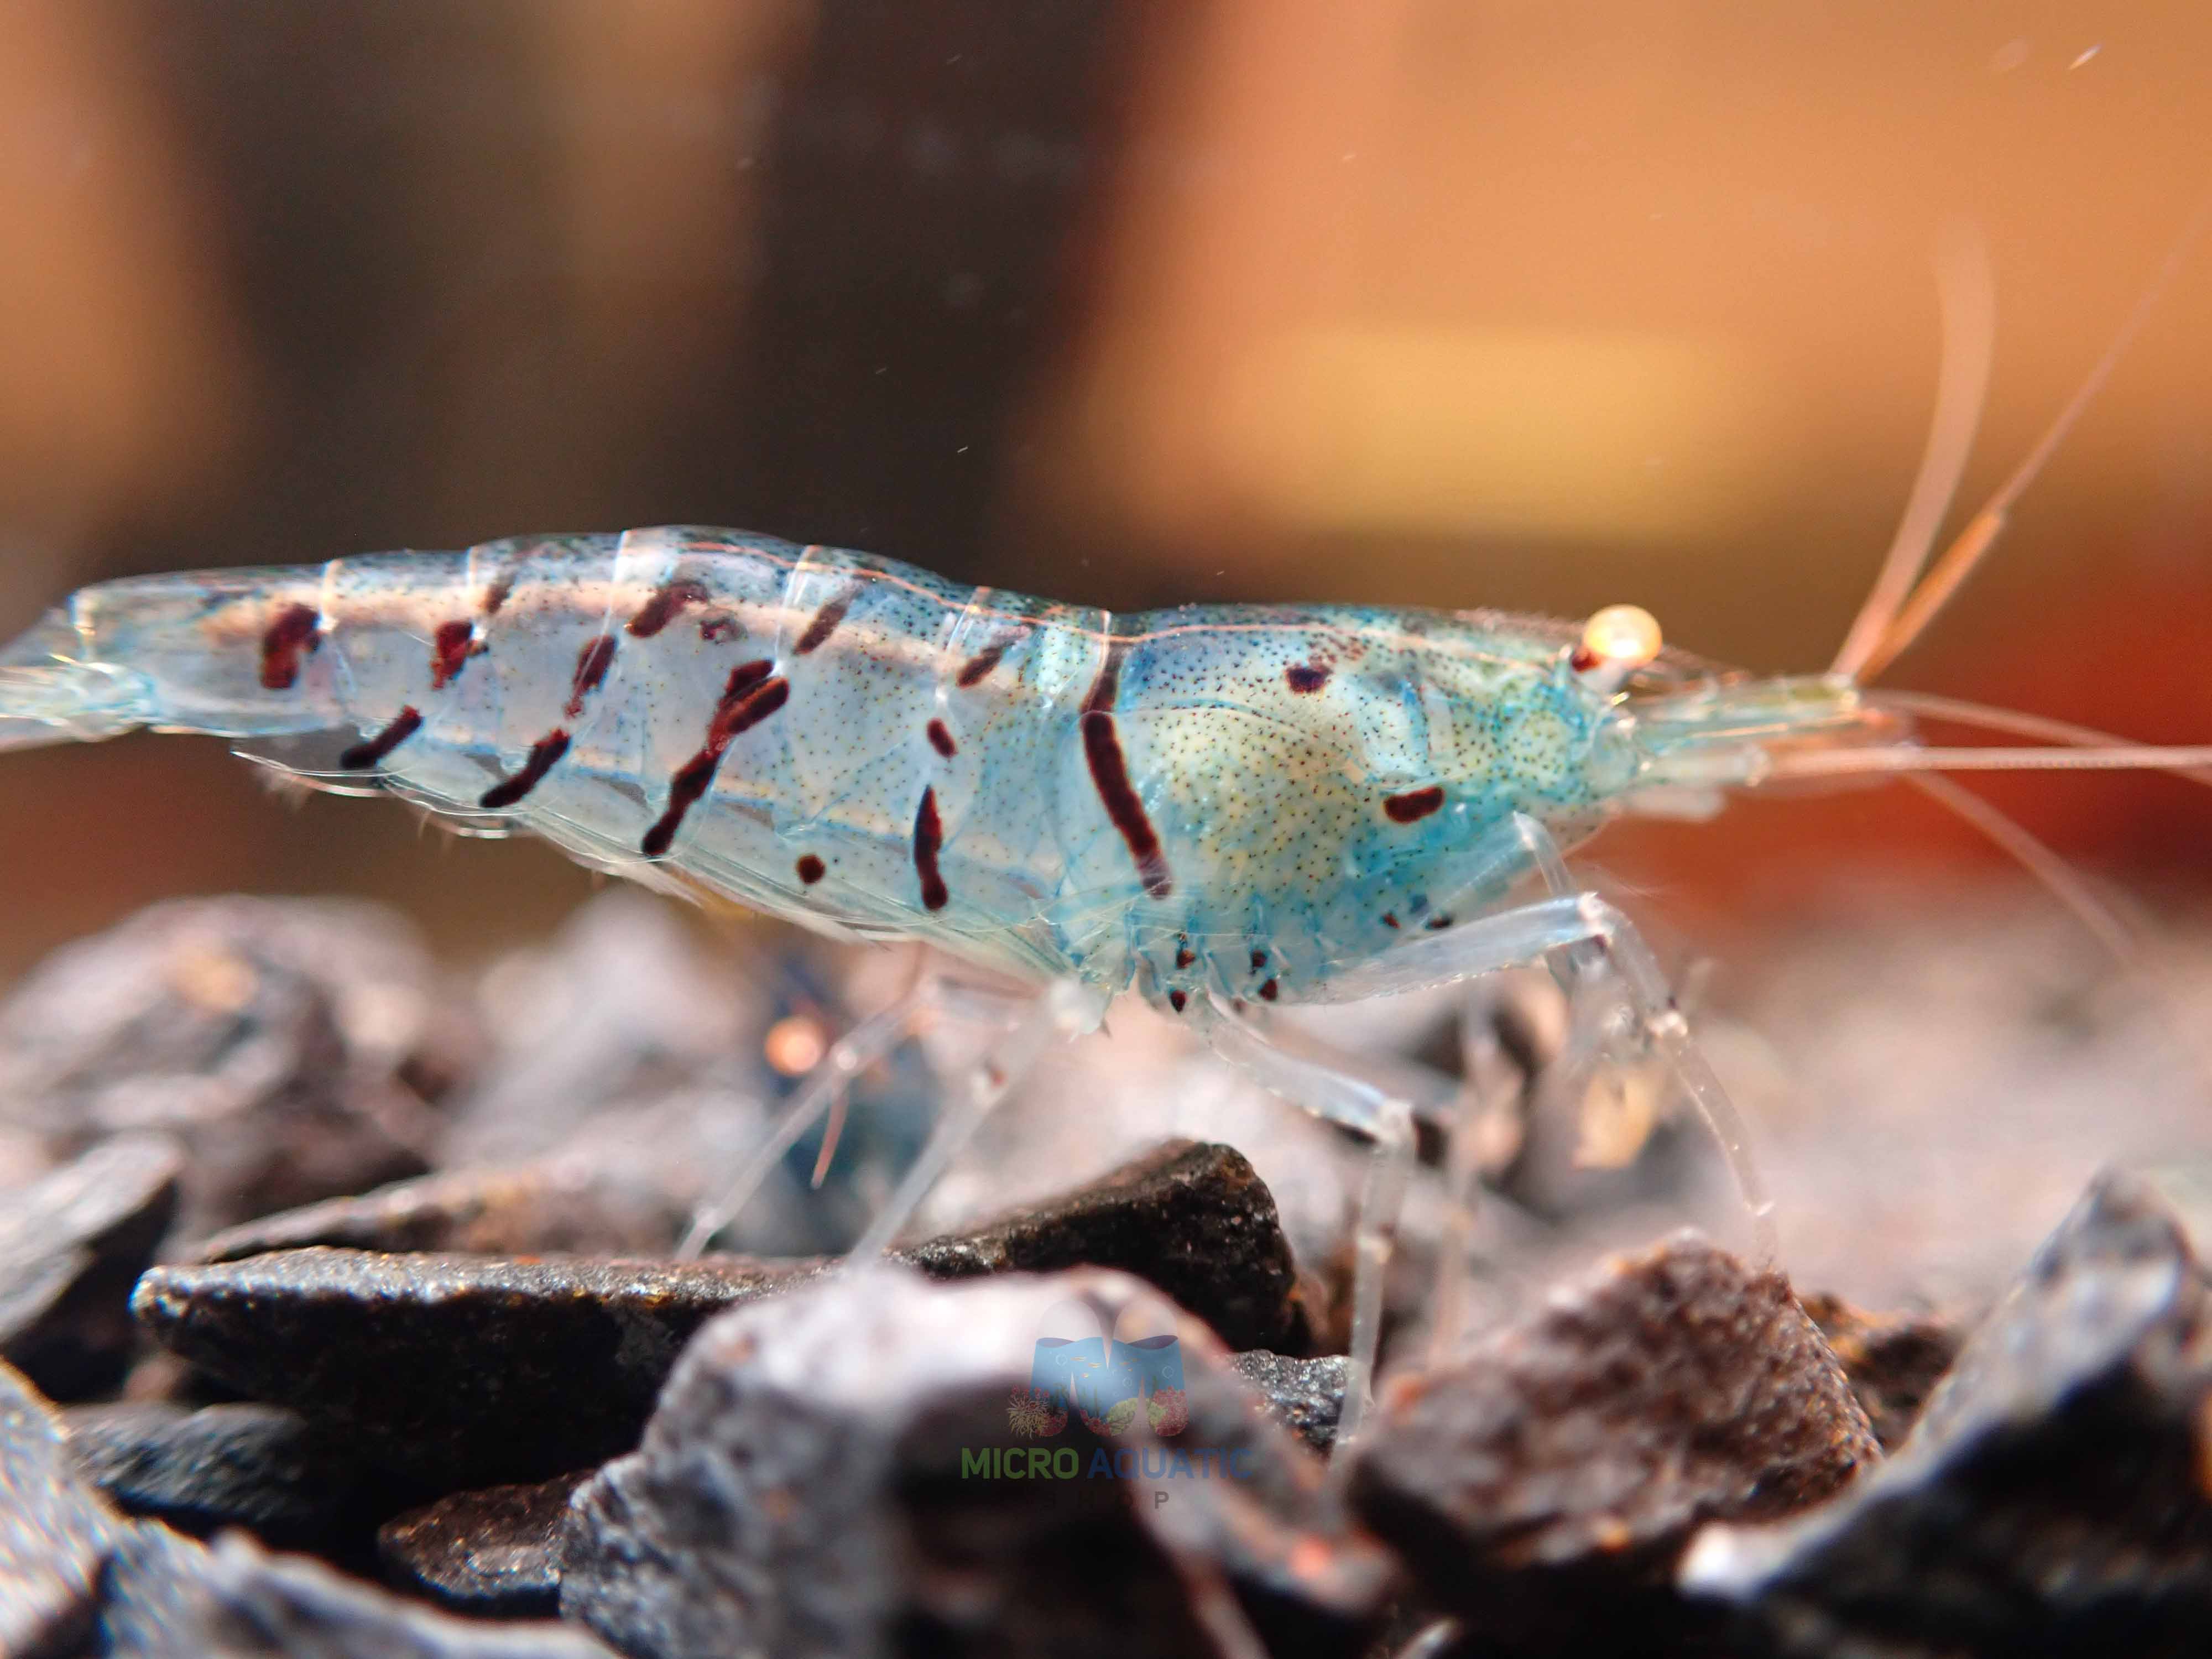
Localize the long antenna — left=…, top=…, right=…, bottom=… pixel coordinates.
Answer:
left=1830, top=224, right=1996, bottom=681
left=1854, top=195, right=2212, bottom=682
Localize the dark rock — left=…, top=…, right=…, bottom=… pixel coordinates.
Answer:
left=378, top=1472, right=587, bottom=1619
left=196, top=1162, right=675, bottom=1265
left=1683, top=1167, right=2212, bottom=1657
left=1354, top=1232, right=1877, bottom=1653
left=0, top=898, right=467, bottom=1239
left=63, top=1401, right=366, bottom=1547
left=138, top=1144, right=1317, bottom=1491
left=132, top=1249, right=811, bottom=1486
left=557, top=1267, right=1395, bottom=1659
left=96, top=1524, right=616, bottom=1657
left=1230, top=1350, right=1348, bottom=1454
left=902, top=1139, right=1318, bottom=1354
left=0, top=1358, right=119, bottom=1657
left=0, top=1135, right=180, bottom=1400
left=1797, top=1291, right=1965, bottom=1453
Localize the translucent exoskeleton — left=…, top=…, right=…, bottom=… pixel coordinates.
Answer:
left=3, top=226, right=2208, bottom=1459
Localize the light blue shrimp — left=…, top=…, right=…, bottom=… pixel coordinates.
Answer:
left=6, top=231, right=2210, bottom=1448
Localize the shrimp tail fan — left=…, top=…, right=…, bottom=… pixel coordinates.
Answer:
left=0, top=608, right=149, bottom=751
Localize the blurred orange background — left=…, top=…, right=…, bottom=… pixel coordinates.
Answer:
left=0, top=0, right=2206, bottom=982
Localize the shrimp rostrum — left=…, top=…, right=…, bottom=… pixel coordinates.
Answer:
left=3, top=245, right=2207, bottom=1448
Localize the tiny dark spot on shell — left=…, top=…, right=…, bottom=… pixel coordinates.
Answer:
left=1384, top=785, right=1445, bottom=825
left=1250, top=949, right=1267, bottom=972
left=957, top=639, right=1011, bottom=687
left=431, top=619, right=475, bottom=689
left=629, top=577, right=711, bottom=638
left=1175, top=946, right=1196, bottom=969
left=259, top=604, right=323, bottom=691
left=1381, top=913, right=1400, bottom=929
left=1258, top=978, right=1279, bottom=1001
left=926, top=718, right=957, bottom=758
left=796, top=592, right=853, bottom=655
left=1168, top=990, right=1188, bottom=1013
left=796, top=854, right=825, bottom=885
left=1426, top=913, right=1454, bottom=931
left=1285, top=663, right=1329, bottom=693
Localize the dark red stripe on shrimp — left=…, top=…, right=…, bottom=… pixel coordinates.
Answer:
left=640, top=660, right=789, bottom=857
left=1384, top=785, right=1444, bottom=824
left=912, top=786, right=949, bottom=911
left=432, top=620, right=476, bottom=689
left=956, top=638, right=1011, bottom=687
left=338, top=706, right=423, bottom=770
left=566, top=635, right=617, bottom=719
left=628, top=577, right=710, bottom=638
left=1081, top=644, right=1172, bottom=899
left=926, top=718, right=957, bottom=758
left=795, top=591, right=853, bottom=655
left=479, top=729, right=571, bottom=809
left=259, top=604, right=322, bottom=690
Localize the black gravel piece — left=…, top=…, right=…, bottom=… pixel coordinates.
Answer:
left=96, top=1522, right=617, bottom=1657
left=196, top=1161, right=678, bottom=1265
left=1230, top=1350, right=1348, bottom=1454
left=378, top=1472, right=590, bottom=1619
left=557, top=1266, right=1396, bottom=1659
left=0, top=1134, right=181, bottom=1401
left=0, top=898, right=467, bottom=1239
left=137, top=1141, right=1319, bottom=1493
left=1682, top=1166, right=2212, bottom=1656
left=0, top=1358, right=119, bottom=1657
left=63, top=1400, right=367, bottom=1548
left=900, top=1138, right=1318, bottom=1354
left=132, top=1249, right=815, bottom=1486
left=1353, top=1231, right=1878, bottom=1653
left=1796, top=1291, right=1965, bottom=1453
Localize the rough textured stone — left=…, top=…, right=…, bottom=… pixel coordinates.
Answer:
left=1230, top=1350, right=1348, bottom=1454
left=0, top=1358, right=118, bottom=1658
left=558, top=1267, right=1395, bottom=1659
left=132, top=1249, right=812, bottom=1486
left=1797, top=1291, right=1965, bottom=1453
left=377, top=1473, right=588, bottom=1619
left=0, top=1134, right=181, bottom=1401
left=902, top=1139, right=1318, bottom=1354
left=1683, top=1167, right=2212, bottom=1657
left=0, top=898, right=467, bottom=1239
left=64, top=1400, right=366, bottom=1547
left=1354, top=1232, right=1877, bottom=1651
left=96, top=1524, right=616, bottom=1657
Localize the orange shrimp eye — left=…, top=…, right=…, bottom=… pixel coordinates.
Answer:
left=1573, top=604, right=1663, bottom=676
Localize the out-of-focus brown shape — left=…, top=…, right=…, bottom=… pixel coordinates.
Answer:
left=0, top=2, right=243, bottom=560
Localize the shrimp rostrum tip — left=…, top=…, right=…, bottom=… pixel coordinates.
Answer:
left=4, top=232, right=2208, bottom=1445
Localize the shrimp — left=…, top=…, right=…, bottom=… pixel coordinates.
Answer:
left=2, top=230, right=2205, bottom=1455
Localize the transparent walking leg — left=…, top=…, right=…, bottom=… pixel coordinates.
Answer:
left=1196, top=1001, right=1416, bottom=1477
left=845, top=977, right=1110, bottom=1264
left=678, top=974, right=1029, bottom=1259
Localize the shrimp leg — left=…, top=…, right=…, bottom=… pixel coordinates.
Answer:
left=1194, top=1001, right=1417, bottom=1475
left=844, top=977, right=1112, bottom=1261
left=679, top=973, right=1036, bottom=1257
left=1202, top=813, right=1774, bottom=1461
left=1326, top=826, right=1775, bottom=1262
